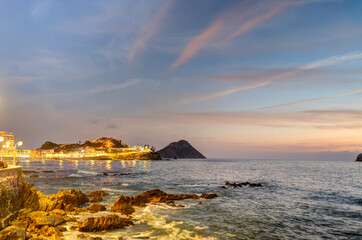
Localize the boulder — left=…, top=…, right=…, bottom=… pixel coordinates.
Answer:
left=78, top=215, right=133, bottom=232
left=356, top=153, right=362, bottom=162
left=87, top=203, right=106, bottom=213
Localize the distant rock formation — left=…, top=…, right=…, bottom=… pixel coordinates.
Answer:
left=37, top=137, right=128, bottom=151
left=157, top=140, right=206, bottom=159
left=356, top=153, right=362, bottom=162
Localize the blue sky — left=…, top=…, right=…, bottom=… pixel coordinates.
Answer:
left=0, top=0, right=361, bottom=159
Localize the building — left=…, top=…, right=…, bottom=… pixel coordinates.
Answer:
left=0, top=131, right=15, bottom=148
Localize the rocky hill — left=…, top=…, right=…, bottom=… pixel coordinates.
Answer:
left=38, top=137, right=129, bottom=152
left=157, top=140, right=206, bottom=159
left=356, top=153, right=362, bottom=162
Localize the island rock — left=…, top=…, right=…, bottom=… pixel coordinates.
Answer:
left=157, top=140, right=206, bottom=159
left=356, top=153, right=362, bottom=162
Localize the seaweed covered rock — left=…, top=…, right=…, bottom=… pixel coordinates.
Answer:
left=78, top=215, right=133, bottom=232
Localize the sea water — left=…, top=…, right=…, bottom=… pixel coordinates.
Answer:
left=15, top=159, right=362, bottom=239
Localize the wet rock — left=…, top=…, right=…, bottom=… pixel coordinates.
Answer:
left=78, top=215, right=133, bottom=232
left=42, top=170, right=55, bottom=173
left=87, top=203, right=106, bottom=213
left=218, top=186, right=227, bottom=189
left=0, top=226, right=26, bottom=240
left=29, top=175, right=39, bottom=178
left=176, top=204, right=184, bottom=208
left=77, top=233, right=87, bottom=238
left=200, top=193, right=218, bottom=199
left=102, top=172, right=108, bottom=176
left=198, top=201, right=202, bottom=204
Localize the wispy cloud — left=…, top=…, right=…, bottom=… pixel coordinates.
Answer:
left=260, top=87, right=362, bottom=110
left=182, top=81, right=271, bottom=104
left=188, top=52, right=362, bottom=103
left=170, top=1, right=292, bottom=70
left=128, top=0, right=175, bottom=64
left=89, top=79, right=139, bottom=95
left=224, top=1, right=292, bottom=42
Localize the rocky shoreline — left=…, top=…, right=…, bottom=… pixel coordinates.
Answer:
left=0, top=171, right=219, bottom=240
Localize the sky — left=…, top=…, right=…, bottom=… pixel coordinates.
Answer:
left=0, top=0, right=361, bottom=160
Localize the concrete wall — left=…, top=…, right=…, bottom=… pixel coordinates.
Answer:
left=0, top=166, right=22, bottom=190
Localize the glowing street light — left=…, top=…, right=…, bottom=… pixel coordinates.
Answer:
left=0, top=137, right=4, bottom=162
left=13, top=141, right=23, bottom=166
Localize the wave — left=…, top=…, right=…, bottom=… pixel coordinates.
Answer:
left=77, top=170, right=99, bottom=176
left=68, top=174, right=83, bottom=178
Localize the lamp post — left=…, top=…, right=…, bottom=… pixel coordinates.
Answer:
left=13, top=141, right=23, bottom=166
left=0, top=136, right=4, bottom=162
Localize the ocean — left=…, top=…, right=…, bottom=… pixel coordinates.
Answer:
left=16, top=158, right=362, bottom=239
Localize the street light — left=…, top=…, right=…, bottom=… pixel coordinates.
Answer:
left=0, top=137, right=4, bottom=162
left=13, top=141, right=23, bottom=166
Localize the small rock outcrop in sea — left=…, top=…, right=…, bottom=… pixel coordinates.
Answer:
left=219, top=181, right=263, bottom=189
left=157, top=140, right=206, bottom=159
left=78, top=215, right=133, bottom=232
left=356, top=153, right=362, bottom=162
left=111, top=189, right=201, bottom=215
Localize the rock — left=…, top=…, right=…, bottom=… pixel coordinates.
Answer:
left=22, top=170, right=39, bottom=174
left=29, top=175, right=39, bottom=178
left=33, top=215, right=65, bottom=227
left=27, top=211, right=48, bottom=220
left=200, top=193, right=218, bottom=199
left=111, top=189, right=200, bottom=216
left=51, top=209, right=66, bottom=216
left=176, top=204, right=184, bottom=208
left=78, top=215, right=133, bottom=232
left=356, top=153, right=362, bottom=162
left=57, top=226, right=67, bottom=232
left=77, top=233, right=87, bottom=238
left=87, top=190, right=109, bottom=197
left=102, top=172, right=108, bottom=176
left=0, top=226, right=26, bottom=240
left=87, top=203, right=106, bottom=213
left=90, top=237, right=103, bottom=240
left=42, top=170, right=55, bottom=173
left=0, top=211, right=18, bottom=230
left=90, top=196, right=103, bottom=203
left=70, top=226, right=77, bottom=231
left=249, top=183, right=262, bottom=188
left=198, top=201, right=202, bottom=204
left=52, top=189, right=89, bottom=209
left=38, top=225, right=63, bottom=238
left=157, top=140, right=206, bottom=159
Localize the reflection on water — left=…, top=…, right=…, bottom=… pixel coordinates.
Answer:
left=8, top=158, right=362, bottom=239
